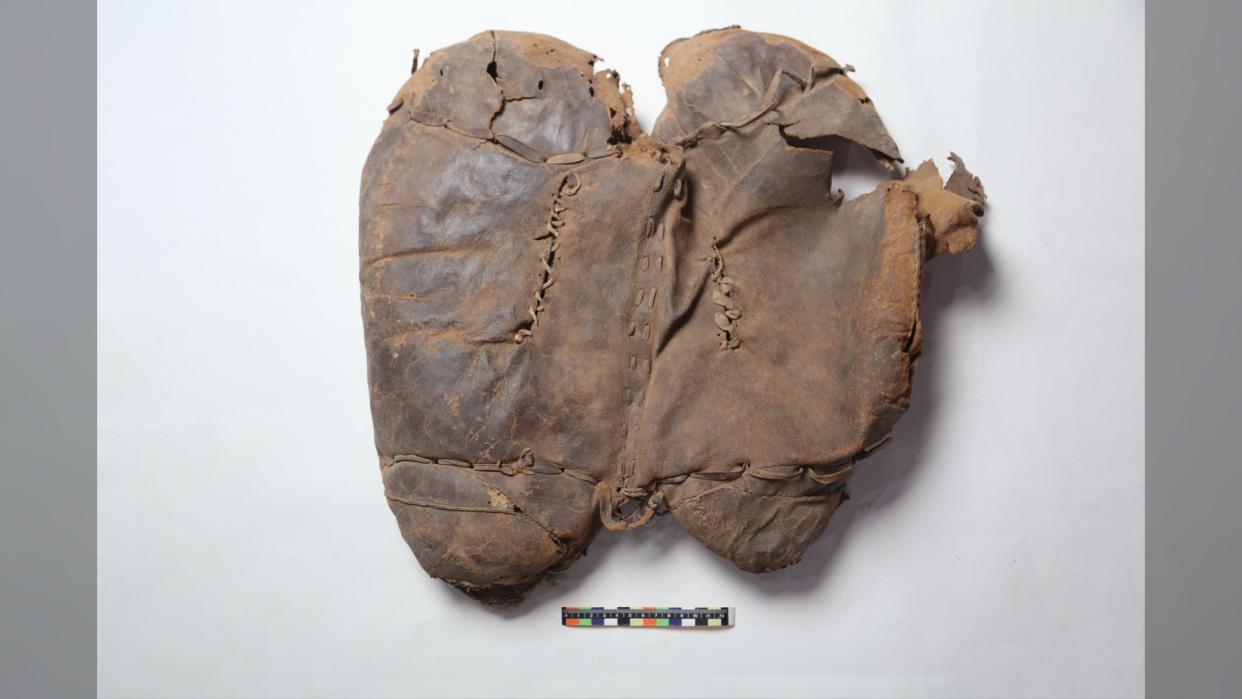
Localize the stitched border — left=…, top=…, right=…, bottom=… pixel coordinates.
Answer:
left=384, top=449, right=599, bottom=484
left=381, top=436, right=886, bottom=534
left=707, top=244, right=741, bottom=350
left=514, top=172, right=581, bottom=344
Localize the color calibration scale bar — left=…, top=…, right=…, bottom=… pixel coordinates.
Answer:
left=561, top=607, right=734, bottom=628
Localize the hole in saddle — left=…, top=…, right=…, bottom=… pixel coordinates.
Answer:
left=537, top=79, right=544, bottom=90
left=783, top=134, right=895, bottom=202
left=486, top=60, right=497, bottom=80
left=613, top=497, right=645, bottom=519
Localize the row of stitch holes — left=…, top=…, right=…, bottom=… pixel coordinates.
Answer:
left=614, top=168, right=679, bottom=512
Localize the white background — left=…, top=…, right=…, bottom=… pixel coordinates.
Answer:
left=98, top=1, right=1144, bottom=697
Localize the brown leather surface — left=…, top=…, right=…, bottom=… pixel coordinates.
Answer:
left=360, top=27, right=985, bottom=605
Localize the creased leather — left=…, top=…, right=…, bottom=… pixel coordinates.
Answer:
left=360, top=27, right=987, bottom=605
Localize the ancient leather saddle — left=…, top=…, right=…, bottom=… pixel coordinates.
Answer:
left=360, top=27, right=985, bottom=605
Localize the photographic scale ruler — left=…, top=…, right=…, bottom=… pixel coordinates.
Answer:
left=561, top=606, right=735, bottom=628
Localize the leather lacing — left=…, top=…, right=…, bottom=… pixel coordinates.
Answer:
left=514, top=172, right=581, bottom=344
left=707, top=244, right=741, bottom=350
left=382, top=437, right=891, bottom=529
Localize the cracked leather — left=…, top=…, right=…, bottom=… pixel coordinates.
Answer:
left=360, top=27, right=986, bottom=606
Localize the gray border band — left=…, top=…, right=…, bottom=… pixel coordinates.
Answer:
left=0, top=1, right=97, bottom=697
left=1147, top=2, right=1242, bottom=697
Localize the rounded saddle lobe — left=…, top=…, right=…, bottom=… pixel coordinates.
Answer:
left=383, top=460, right=598, bottom=605
left=362, top=30, right=677, bottom=604
left=664, top=472, right=849, bottom=573
left=654, top=27, right=901, bottom=163
left=360, top=27, right=985, bottom=605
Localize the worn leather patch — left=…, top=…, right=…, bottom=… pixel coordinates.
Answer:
left=360, top=27, right=986, bottom=605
